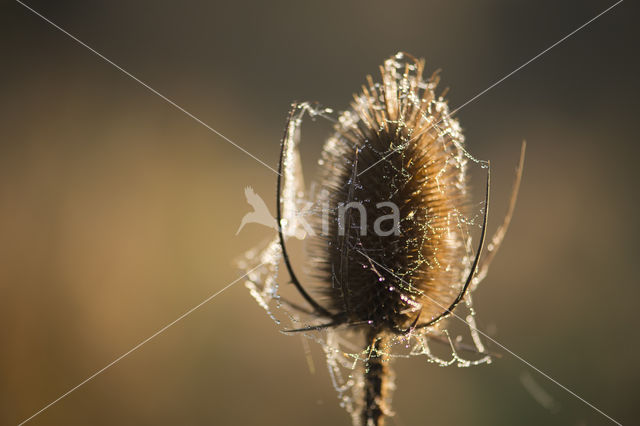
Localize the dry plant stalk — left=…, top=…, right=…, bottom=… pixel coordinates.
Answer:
left=240, top=52, right=524, bottom=426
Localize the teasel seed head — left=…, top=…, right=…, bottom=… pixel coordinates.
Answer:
left=311, top=52, right=472, bottom=333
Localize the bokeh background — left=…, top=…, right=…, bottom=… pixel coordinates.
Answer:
left=1, top=1, right=638, bottom=425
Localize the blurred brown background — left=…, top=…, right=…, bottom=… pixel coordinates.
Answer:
left=1, top=1, right=638, bottom=425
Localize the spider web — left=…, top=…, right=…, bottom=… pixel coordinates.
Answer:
left=237, top=97, right=492, bottom=425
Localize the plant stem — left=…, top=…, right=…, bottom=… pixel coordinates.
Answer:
left=362, top=329, right=389, bottom=426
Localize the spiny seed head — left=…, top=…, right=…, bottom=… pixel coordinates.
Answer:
left=311, top=52, right=471, bottom=332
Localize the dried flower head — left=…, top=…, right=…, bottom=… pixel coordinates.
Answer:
left=313, top=52, right=477, bottom=332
